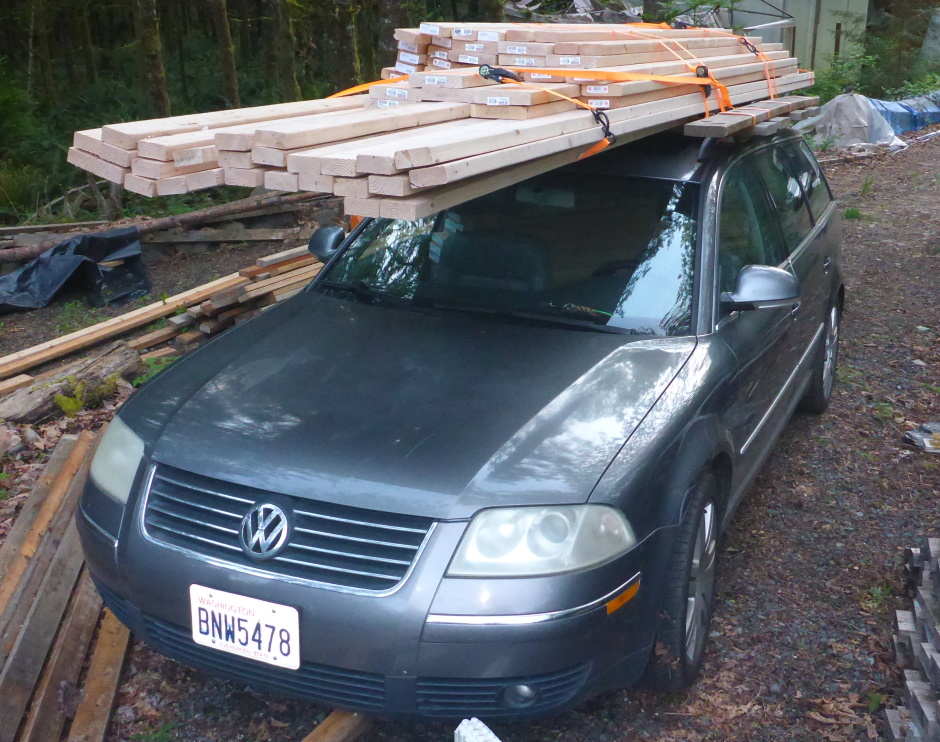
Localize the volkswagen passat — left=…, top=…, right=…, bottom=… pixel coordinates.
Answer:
left=79, top=131, right=843, bottom=719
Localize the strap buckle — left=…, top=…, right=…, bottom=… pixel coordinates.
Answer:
left=591, top=108, right=617, bottom=146
left=696, top=65, right=713, bottom=98
left=478, top=65, right=522, bottom=83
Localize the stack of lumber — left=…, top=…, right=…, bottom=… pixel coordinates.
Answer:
left=67, top=97, right=366, bottom=196
left=0, top=431, right=133, bottom=742
left=0, top=246, right=322, bottom=383
left=888, top=538, right=940, bottom=741
left=67, top=22, right=815, bottom=217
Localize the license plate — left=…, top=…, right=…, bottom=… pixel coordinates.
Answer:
left=189, top=585, right=300, bottom=669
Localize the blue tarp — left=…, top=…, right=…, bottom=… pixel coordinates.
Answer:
left=869, top=92, right=940, bottom=134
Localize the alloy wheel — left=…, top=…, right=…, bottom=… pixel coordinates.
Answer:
left=685, top=501, right=716, bottom=663
left=823, top=305, right=839, bottom=398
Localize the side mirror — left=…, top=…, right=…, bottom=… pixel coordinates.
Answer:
left=307, top=225, right=346, bottom=262
left=720, top=264, right=800, bottom=311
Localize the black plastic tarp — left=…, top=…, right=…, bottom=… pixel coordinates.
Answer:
left=0, top=227, right=151, bottom=315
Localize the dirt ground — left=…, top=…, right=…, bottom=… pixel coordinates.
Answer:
left=1, top=134, right=939, bottom=742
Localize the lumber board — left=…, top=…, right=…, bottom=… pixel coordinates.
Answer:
left=66, top=148, right=128, bottom=185
left=65, top=609, right=132, bottom=742
left=175, top=330, right=207, bottom=347
left=217, top=150, right=254, bottom=168
left=238, top=264, right=321, bottom=297
left=394, top=28, right=432, bottom=45
left=470, top=99, right=576, bottom=120
left=468, top=83, right=580, bottom=106
left=224, top=167, right=268, bottom=187
left=174, top=144, right=218, bottom=168
left=252, top=145, right=315, bottom=168
left=256, top=245, right=310, bottom=266
left=141, top=347, right=179, bottom=361
left=684, top=105, right=771, bottom=137
left=156, top=175, right=189, bottom=196
left=17, top=571, right=102, bottom=742
left=72, top=130, right=137, bottom=168
left=0, top=435, right=77, bottom=578
left=552, top=34, right=765, bottom=56
left=185, top=167, right=225, bottom=191
left=265, top=170, right=300, bottom=192
left=343, top=197, right=383, bottom=218
left=369, top=84, right=423, bottom=103
left=252, top=102, right=471, bottom=151
left=101, top=96, right=367, bottom=149
left=132, top=154, right=218, bottom=180
left=368, top=174, right=424, bottom=197
left=0, top=273, right=245, bottom=379
left=300, top=710, right=373, bottom=742
left=0, top=522, right=86, bottom=742
left=0, top=374, right=33, bottom=397
left=378, top=75, right=812, bottom=220
left=333, top=178, right=371, bottom=198
left=297, top=173, right=338, bottom=192
left=123, top=174, right=157, bottom=196
left=408, top=74, right=811, bottom=189
left=127, top=325, right=178, bottom=350
left=408, top=69, right=495, bottom=88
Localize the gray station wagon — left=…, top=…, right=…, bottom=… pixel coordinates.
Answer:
left=78, top=130, right=843, bottom=719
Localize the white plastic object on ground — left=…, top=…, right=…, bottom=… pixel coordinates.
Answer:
left=808, top=93, right=906, bottom=152
left=454, top=718, right=503, bottom=742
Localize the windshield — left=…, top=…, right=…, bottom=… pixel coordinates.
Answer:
left=316, top=172, right=698, bottom=336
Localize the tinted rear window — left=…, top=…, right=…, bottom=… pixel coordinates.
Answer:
left=750, top=145, right=815, bottom=253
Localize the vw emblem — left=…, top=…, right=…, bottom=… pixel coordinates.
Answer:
left=240, top=503, right=290, bottom=560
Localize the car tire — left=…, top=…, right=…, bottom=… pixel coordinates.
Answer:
left=798, top=301, right=841, bottom=414
left=643, top=471, right=718, bottom=691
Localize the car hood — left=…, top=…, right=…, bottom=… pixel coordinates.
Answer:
left=128, top=291, right=696, bottom=520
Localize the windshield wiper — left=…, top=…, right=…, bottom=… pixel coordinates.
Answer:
left=428, top=301, right=619, bottom=333
left=316, top=279, right=411, bottom=307
left=537, top=302, right=613, bottom=325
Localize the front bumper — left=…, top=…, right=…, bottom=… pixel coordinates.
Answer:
left=77, top=478, right=667, bottom=720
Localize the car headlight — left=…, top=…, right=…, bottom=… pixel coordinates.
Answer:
left=447, top=504, right=636, bottom=578
left=89, top=416, right=145, bottom=505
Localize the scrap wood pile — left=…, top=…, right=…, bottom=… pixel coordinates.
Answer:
left=0, top=430, right=132, bottom=742
left=67, top=21, right=817, bottom=220
left=889, top=539, right=940, bottom=741
left=0, top=246, right=322, bottom=391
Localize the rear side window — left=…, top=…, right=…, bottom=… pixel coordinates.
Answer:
left=717, top=162, right=787, bottom=292
left=789, top=141, right=833, bottom=220
left=750, top=146, right=815, bottom=253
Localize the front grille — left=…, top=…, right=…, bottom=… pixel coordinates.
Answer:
left=143, top=464, right=434, bottom=592
left=94, top=579, right=137, bottom=630
left=143, top=616, right=387, bottom=710
left=416, top=664, right=591, bottom=718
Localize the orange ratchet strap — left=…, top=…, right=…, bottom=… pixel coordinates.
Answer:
left=328, top=76, right=408, bottom=98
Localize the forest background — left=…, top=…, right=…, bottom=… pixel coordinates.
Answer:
left=0, top=0, right=938, bottom=224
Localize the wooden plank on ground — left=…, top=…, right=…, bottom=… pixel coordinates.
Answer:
left=300, top=711, right=373, bottom=742
left=0, top=374, right=33, bottom=397
left=0, top=273, right=245, bottom=379
left=0, top=522, right=86, bottom=742
left=141, top=347, right=179, bottom=361
left=0, top=221, right=109, bottom=237
left=0, top=435, right=77, bottom=578
left=65, top=609, right=132, bottom=742
left=256, top=245, right=310, bottom=266
left=17, top=571, right=103, bottom=742
left=142, top=228, right=297, bottom=243
left=127, top=325, right=178, bottom=351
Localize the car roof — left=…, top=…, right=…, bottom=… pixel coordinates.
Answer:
left=561, top=128, right=804, bottom=184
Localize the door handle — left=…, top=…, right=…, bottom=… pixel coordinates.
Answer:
left=823, top=257, right=832, bottom=273
left=790, top=302, right=801, bottom=319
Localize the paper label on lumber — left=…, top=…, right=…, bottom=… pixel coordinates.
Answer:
left=399, top=51, right=423, bottom=65
left=559, top=56, right=581, bottom=66
left=587, top=99, right=611, bottom=109
left=376, top=99, right=403, bottom=108
left=424, top=75, right=448, bottom=85
left=431, top=59, right=453, bottom=69
left=506, top=45, right=529, bottom=54
left=432, top=36, right=453, bottom=48
left=386, top=87, right=409, bottom=99
left=477, top=31, right=500, bottom=42
left=395, top=61, right=417, bottom=74
left=174, top=148, right=206, bottom=167
left=398, top=41, right=421, bottom=53
left=530, top=72, right=554, bottom=79
left=486, top=96, right=511, bottom=106
left=420, top=22, right=441, bottom=34
left=458, top=54, right=481, bottom=64
left=586, top=85, right=610, bottom=94
left=464, top=43, right=485, bottom=52
left=513, top=57, right=537, bottom=66
left=453, top=27, right=473, bottom=38
left=429, top=49, right=449, bottom=59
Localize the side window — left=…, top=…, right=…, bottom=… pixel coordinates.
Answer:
left=750, top=145, right=815, bottom=253
left=717, top=162, right=787, bottom=293
left=789, top=141, right=834, bottom=221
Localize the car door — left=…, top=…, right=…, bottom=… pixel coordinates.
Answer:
left=748, top=141, right=828, bottom=374
left=714, top=155, right=800, bottom=471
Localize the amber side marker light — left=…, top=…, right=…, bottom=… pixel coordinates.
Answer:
left=606, top=580, right=641, bottom=615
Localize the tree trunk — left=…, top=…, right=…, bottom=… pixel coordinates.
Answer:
left=79, top=0, right=98, bottom=83
left=270, top=0, right=300, bottom=101
left=469, top=0, right=504, bottom=21
left=33, top=0, right=56, bottom=102
left=0, top=342, right=143, bottom=424
left=206, top=0, right=240, bottom=107
left=133, top=0, right=172, bottom=117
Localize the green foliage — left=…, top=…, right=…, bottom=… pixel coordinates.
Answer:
left=843, top=207, right=863, bottom=220
left=133, top=355, right=179, bottom=387
left=54, top=373, right=121, bottom=416
left=860, top=176, right=875, bottom=196
left=867, top=691, right=887, bottom=714
left=0, top=471, right=10, bottom=501
left=130, top=723, right=179, bottom=742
